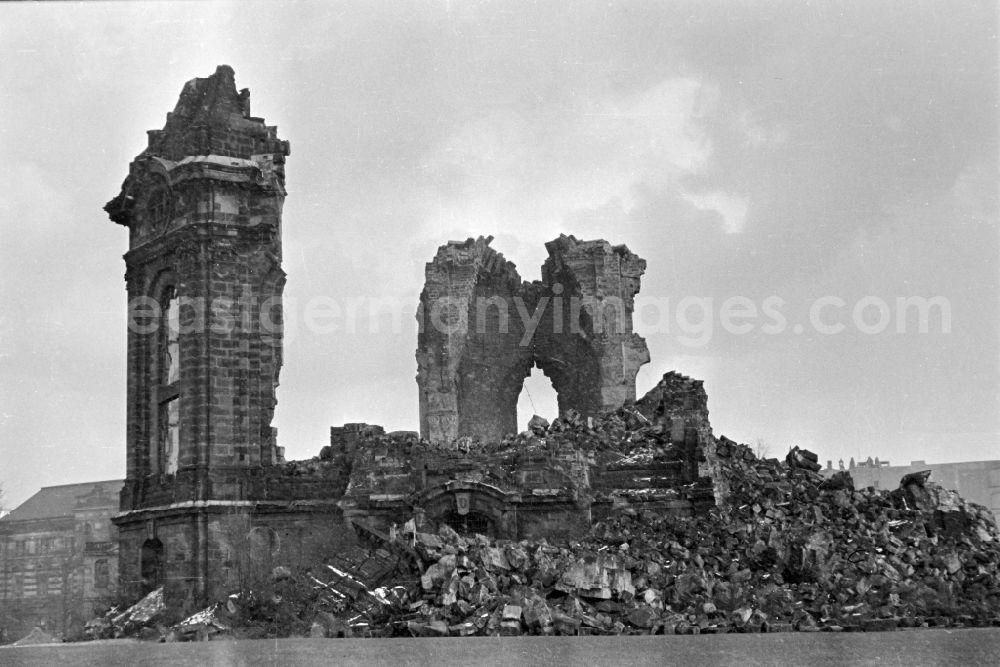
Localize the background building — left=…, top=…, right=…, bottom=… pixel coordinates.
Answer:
left=0, top=480, right=121, bottom=640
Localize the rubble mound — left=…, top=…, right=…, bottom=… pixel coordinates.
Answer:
left=138, top=438, right=999, bottom=640
left=91, top=373, right=1000, bottom=639
left=377, top=448, right=1000, bottom=636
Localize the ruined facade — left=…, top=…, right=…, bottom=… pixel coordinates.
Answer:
left=416, top=235, right=650, bottom=444
left=103, top=67, right=716, bottom=614
left=106, top=67, right=351, bottom=610
left=341, top=371, right=716, bottom=542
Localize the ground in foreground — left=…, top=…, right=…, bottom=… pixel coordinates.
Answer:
left=3, top=628, right=999, bottom=667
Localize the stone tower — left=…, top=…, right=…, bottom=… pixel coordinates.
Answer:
left=106, top=66, right=291, bottom=607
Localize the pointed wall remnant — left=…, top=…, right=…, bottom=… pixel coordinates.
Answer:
left=416, top=235, right=649, bottom=443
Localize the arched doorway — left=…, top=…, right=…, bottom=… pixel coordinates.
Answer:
left=516, top=366, right=559, bottom=431
left=140, top=538, right=164, bottom=592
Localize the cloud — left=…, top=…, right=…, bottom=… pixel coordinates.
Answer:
left=682, top=191, right=748, bottom=234
left=416, top=76, right=726, bottom=260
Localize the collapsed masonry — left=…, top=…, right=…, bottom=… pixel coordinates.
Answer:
left=339, top=371, right=716, bottom=541
left=95, top=416, right=1000, bottom=640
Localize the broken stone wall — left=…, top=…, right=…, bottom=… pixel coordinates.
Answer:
left=416, top=235, right=650, bottom=444
left=633, top=371, right=714, bottom=484
left=340, top=371, right=719, bottom=544
left=416, top=237, right=530, bottom=444
left=337, top=429, right=595, bottom=541
left=534, top=235, right=649, bottom=417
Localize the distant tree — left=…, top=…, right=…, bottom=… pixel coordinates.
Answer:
left=753, top=439, right=771, bottom=459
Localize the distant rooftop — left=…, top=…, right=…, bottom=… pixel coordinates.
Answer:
left=0, top=480, right=122, bottom=523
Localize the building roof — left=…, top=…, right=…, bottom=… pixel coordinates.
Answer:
left=0, top=480, right=122, bottom=523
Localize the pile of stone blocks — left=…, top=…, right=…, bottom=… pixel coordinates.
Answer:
left=384, top=444, right=1000, bottom=636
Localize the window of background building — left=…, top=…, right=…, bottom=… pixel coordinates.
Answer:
left=95, top=559, right=110, bottom=589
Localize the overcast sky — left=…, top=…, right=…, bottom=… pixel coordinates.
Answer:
left=1, top=1, right=997, bottom=508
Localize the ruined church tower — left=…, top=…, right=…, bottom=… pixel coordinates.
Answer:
left=106, top=66, right=291, bottom=606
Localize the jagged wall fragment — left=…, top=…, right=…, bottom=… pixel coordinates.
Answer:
left=416, top=235, right=650, bottom=443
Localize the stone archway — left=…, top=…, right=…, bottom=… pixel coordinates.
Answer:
left=534, top=336, right=603, bottom=419
left=417, top=235, right=649, bottom=443
left=516, top=365, right=559, bottom=429
left=456, top=351, right=532, bottom=444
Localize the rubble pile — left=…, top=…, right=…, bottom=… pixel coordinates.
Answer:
left=340, top=396, right=712, bottom=513
left=380, top=460, right=1000, bottom=637
left=85, top=586, right=169, bottom=640
left=94, top=371, right=1000, bottom=640
left=391, top=525, right=694, bottom=637
left=149, top=438, right=1000, bottom=640
left=86, top=544, right=419, bottom=642
left=398, top=427, right=1000, bottom=635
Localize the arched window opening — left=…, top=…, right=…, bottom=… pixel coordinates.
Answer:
left=516, top=366, right=558, bottom=432
left=158, top=286, right=180, bottom=475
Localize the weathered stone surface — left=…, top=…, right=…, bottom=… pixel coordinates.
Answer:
left=338, top=372, right=715, bottom=543
left=527, top=415, right=549, bottom=435
left=106, top=67, right=355, bottom=612
left=416, top=235, right=649, bottom=444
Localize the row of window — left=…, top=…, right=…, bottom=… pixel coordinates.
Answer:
left=5, top=560, right=110, bottom=598
left=7, top=537, right=64, bottom=557
left=8, top=573, right=53, bottom=598
left=5, top=523, right=112, bottom=558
